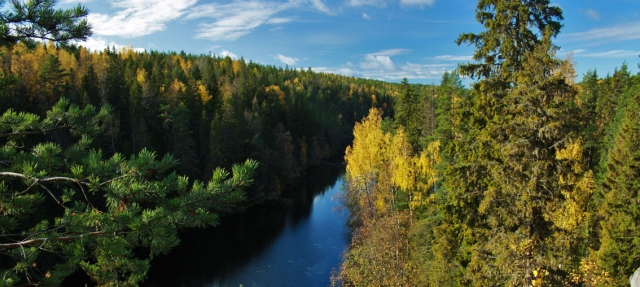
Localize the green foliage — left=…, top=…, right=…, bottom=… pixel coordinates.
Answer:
left=394, top=78, right=423, bottom=150
left=0, top=0, right=92, bottom=47
left=0, top=38, right=403, bottom=197
left=597, top=94, right=640, bottom=286
left=0, top=99, right=258, bottom=286
left=442, top=3, right=591, bottom=283
left=337, top=10, right=639, bottom=286
left=456, top=0, right=563, bottom=80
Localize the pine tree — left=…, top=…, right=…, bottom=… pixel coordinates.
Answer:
left=0, top=99, right=258, bottom=286
left=0, top=0, right=91, bottom=47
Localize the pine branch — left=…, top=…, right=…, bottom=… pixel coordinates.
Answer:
left=0, top=230, right=130, bottom=249
left=0, top=125, right=72, bottom=138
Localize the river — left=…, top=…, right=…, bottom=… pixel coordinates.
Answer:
left=143, top=166, right=350, bottom=287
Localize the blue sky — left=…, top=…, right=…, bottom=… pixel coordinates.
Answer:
left=61, top=0, right=640, bottom=85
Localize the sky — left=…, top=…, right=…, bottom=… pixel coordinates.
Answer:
left=59, top=0, right=640, bottom=85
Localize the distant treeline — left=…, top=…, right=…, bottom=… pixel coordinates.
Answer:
left=0, top=42, right=415, bottom=198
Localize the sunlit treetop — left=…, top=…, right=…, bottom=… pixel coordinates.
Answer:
left=456, top=0, right=563, bottom=80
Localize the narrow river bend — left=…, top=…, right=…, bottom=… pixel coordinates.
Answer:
left=144, top=166, right=350, bottom=287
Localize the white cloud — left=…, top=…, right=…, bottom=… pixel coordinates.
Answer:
left=585, top=9, right=600, bottom=20
left=370, top=49, right=411, bottom=56
left=433, top=55, right=473, bottom=61
left=574, top=50, right=640, bottom=58
left=361, top=54, right=396, bottom=71
left=75, top=37, right=145, bottom=52
left=358, top=49, right=412, bottom=72
left=220, top=49, right=238, bottom=59
left=347, top=0, right=387, bottom=7
left=362, top=13, right=371, bottom=20
left=88, top=0, right=197, bottom=38
left=565, top=21, right=640, bottom=43
left=267, top=17, right=295, bottom=24
left=275, top=54, right=299, bottom=65
left=187, top=1, right=292, bottom=41
left=400, top=0, right=435, bottom=7
left=308, top=0, right=333, bottom=14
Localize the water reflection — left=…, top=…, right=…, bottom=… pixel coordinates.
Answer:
left=144, top=165, right=348, bottom=287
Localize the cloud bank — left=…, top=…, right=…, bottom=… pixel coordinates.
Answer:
left=89, top=0, right=197, bottom=37
left=186, top=1, right=292, bottom=41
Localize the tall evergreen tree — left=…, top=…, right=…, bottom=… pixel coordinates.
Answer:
left=80, top=64, right=102, bottom=108
left=395, top=78, right=422, bottom=150
left=435, top=1, right=592, bottom=285
left=38, top=54, right=69, bottom=112
left=166, top=102, right=198, bottom=175
left=597, top=93, right=640, bottom=286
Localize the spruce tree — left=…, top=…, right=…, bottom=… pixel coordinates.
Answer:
left=436, top=0, right=592, bottom=285
left=395, top=78, right=422, bottom=150
left=597, top=93, right=640, bottom=286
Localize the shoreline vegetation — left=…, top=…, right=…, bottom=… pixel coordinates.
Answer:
left=335, top=1, right=640, bottom=286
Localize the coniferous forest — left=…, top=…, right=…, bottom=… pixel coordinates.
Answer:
left=336, top=1, right=640, bottom=286
left=0, top=0, right=639, bottom=286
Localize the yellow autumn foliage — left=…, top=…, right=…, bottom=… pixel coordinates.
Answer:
left=553, top=139, right=594, bottom=232
left=198, top=84, right=211, bottom=104
left=556, top=138, right=584, bottom=173
left=266, top=85, right=287, bottom=107
left=170, top=78, right=186, bottom=94
left=345, top=108, right=391, bottom=216
left=136, top=68, right=147, bottom=86
left=346, top=108, right=442, bottom=215
left=390, top=127, right=415, bottom=192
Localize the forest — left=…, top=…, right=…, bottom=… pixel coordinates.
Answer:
left=0, top=1, right=414, bottom=285
left=335, top=1, right=640, bottom=286
left=1, top=0, right=639, bottom=286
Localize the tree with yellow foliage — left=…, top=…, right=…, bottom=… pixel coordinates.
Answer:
left=344, top=108, right=390, bottom=220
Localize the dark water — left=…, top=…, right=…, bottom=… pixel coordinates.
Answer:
left=143, top=166, right=349, bottom=287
